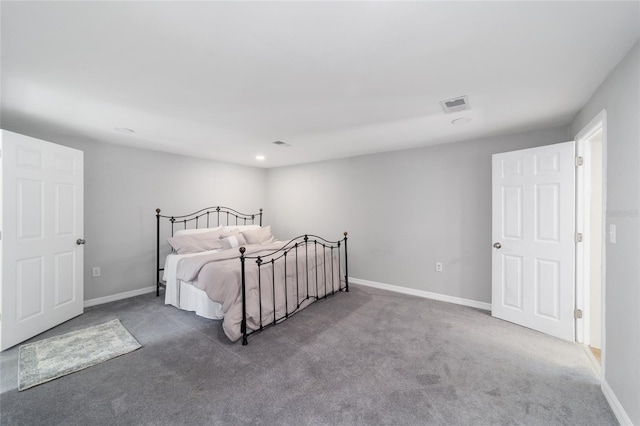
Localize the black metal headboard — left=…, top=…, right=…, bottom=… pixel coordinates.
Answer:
left=155, top=206, right=263, bottom=296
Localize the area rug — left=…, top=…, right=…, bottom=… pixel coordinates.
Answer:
left=18, top=319, right=141, bottom=391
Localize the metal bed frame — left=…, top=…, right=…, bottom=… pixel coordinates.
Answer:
left=238, top=232, right=348, bottom=345
left=156, top=206, right=348, bottom=345
left=156, top=206, right=262, bottom=297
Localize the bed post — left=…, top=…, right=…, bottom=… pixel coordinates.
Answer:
left=156, top=208, right=161, bottom=297
left=259, top=208, right=263, bottom=226
left=239, top=247, right=248, bottom=346
left=343, top=232, right=349, bottom=292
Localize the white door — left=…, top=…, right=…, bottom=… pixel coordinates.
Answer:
left=1, top=130, right=84, bottom=351
left=491, top=141, right=576, bottom=341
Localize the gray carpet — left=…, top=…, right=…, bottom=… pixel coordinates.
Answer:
left=0, top=284, right=616, bottom=425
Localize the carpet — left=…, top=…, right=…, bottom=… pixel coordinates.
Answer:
left=18, top=319, right=141, bottom=391
left=1, top=289, right=617, bottom=424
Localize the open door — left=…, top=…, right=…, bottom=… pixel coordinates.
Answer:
left=491, top=141, right=576, bottom=341
left=1, top=130, right=84, bottom=350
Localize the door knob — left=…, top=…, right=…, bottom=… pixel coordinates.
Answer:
left=76, top=239, right=86, bottom=245
left=493, top=242, right=502, bottom=249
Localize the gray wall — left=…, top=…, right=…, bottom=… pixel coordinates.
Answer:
left=1, top=128, right=268, bottom=301
left=266, top=126, right=569, bottom=304
left=571, top=40, right=640, bottom=425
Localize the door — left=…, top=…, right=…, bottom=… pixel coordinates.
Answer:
left=491, top=141, right=575, bottom=341
left=1, top=130, right=84, bottom=350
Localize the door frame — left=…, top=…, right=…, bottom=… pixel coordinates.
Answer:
left=575, top=109, right=607, bottom=377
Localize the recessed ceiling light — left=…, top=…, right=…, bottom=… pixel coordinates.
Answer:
left=114, top=127, right=135, bottom=133
left=256, top=155, right=265, bottom=161
left=451, top=117, right=472, bottom=125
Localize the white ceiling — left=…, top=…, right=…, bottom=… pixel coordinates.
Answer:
left=2, top=1, right=639, bottom=168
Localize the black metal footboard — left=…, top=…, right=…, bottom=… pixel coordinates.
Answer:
left=238, top=233, right=349, bottom=345
left=156, top=206, right=263, bottom=296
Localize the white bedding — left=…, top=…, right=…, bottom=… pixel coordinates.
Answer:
left=163, top=251, right=224, bottom=319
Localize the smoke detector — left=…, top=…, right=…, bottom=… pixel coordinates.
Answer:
left=440, top=96, right=470, bottom=114
left=451, top=117, right=472, bottom=125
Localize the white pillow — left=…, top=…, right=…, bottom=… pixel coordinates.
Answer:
left=167, top=229, right=225, bottom=254
left=222, top=224, right=261, bottom=233
left=242, top=225, right=275, bottom=245
left=174, top=225, right=223, bottom=237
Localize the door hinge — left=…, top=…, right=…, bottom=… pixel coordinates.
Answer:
left=575, top=156, right=584, bottom=166
left=575, top=232, right=583, bottom=243
left=574, top=309, right=583, bottom=319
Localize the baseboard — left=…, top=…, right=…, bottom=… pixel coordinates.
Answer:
left=349, top=277, right=492, bottom=311
left=601, top=379, right=634, bottom=426
left=84, top=286, right=156, bottom=308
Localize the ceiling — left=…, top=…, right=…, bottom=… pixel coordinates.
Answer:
left=1, top=1, right=639, bottom=168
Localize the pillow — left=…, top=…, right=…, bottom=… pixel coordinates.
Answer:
left=174, top=226, right=223, bottom=237
left=219, top=233, right=248, bottom=250
left=167, top=229, right=225, bottom=254
left=222, top=224, right=261, bottom=234
left=242, top=225, right=275, bottom=245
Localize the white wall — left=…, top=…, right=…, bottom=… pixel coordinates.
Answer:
left=0, top=128, right=268, bottom=301
left=3, top=124, right=569, bottom=306
left=266, top=126, right=569, bottom=304
left=571, top=40, right=639, bottom=425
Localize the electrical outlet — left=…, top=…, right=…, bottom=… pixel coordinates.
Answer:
left=92, top=267, right=101, bottom=277
left=435, top=262, right=443, bottom=272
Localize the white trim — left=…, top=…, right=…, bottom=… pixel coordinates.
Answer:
left=575, top=110, right=607, bottom=142
left=602, top=379, right=633, bottom=426
left=349, top=277, right=491, bottom=311
left=574, top=109, right=608, bottom=382
left=575, top=135, right=591, bottom=345
left=83, top=286, right=156, bottom=308
left=600, top=111, right=608, bottom=381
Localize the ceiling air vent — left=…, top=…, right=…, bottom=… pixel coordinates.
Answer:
left=440, top=96, right=470, bottom=114
left=272, top=140, right=292, bottom=147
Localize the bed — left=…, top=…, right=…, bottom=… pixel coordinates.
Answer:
left=156, top=206, right=349, bottom=345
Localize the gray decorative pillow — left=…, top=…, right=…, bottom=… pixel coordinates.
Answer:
left=219, top=233, right=248, bottom=250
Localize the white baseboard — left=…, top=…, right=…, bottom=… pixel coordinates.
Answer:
left=602, top=379, right=634, bottom=425
left=84, top=286, right=156, bottom=308
left=349, top=277, right=492, bottom=311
